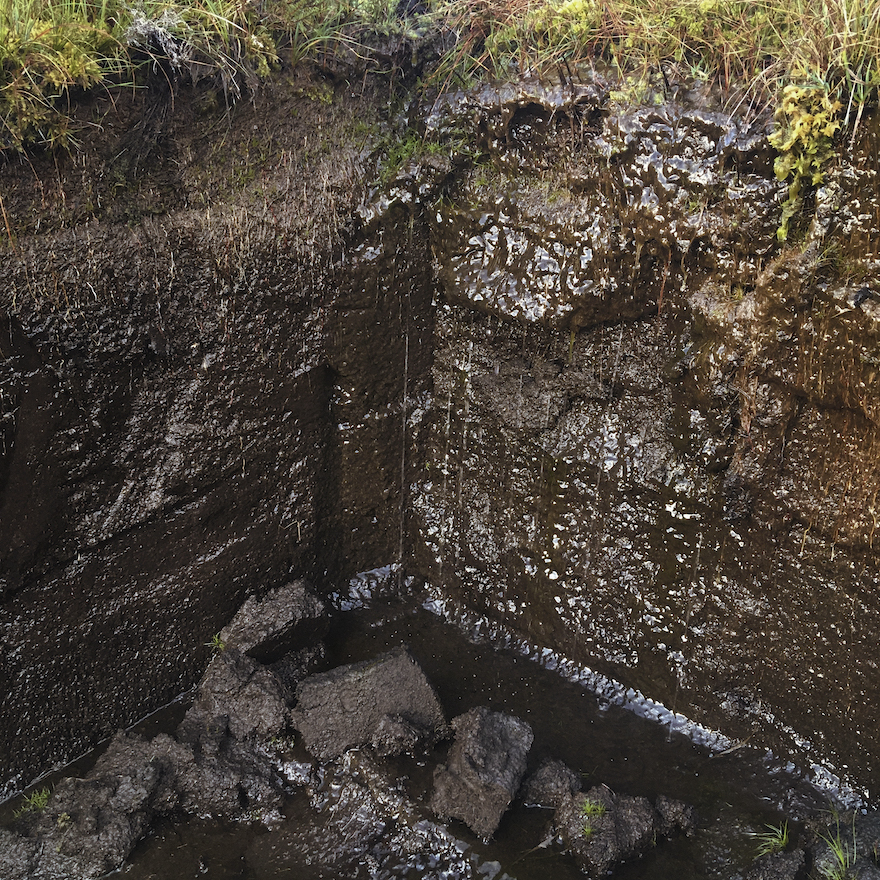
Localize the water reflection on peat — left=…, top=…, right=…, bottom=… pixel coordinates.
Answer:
left=124, top=593, right=834, bottom=879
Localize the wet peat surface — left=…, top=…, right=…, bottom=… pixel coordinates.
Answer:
left=114, top=589, right=837, bottom=880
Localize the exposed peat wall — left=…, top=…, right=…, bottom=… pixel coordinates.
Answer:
left=2, top=65, right=880, bottom=803
left=413, top=77, right=880, bottom=795
left=0, top=70, right=431, bottom=797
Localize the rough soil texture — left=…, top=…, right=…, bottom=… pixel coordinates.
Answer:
left=244, top=749, right=496, bottom=880
left=743, top=849, right=806, bottom=880
left=412, top=78, right=880, bottom=790
left=291, top=646, right=447, bottom=760
left=0, top=59, right=434, bottom=796
left=0, top=603, right=577, bottom=880
left=3, top=54, right=880, bottom=807
left=555, top=785, right=695, bottom=878
left=519, top=757, right=581, bottom=809
left=0, top=580, right=327, bottom=878
left=430, top=706, right=533, bottom=838
left=218, top=578, right=330, bottom=663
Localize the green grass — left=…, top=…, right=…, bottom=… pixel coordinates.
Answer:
left=0, top=0, right=124, bottom=149
left=0, top=0, right=418, bottom=151
left=427, top=0, right=880, bottom=105
left=818, top=815, right=857, bottom=880
left=205, top=632, right=226, bottom=652
left=3, top=0, right=880, bottom=154
left=13, top=786, right=50, bottom=817
left=580, top=797, right=607, bottom=818
left=579, top=795, right=606, bottom=839
left=750, top=820, right=789, bottom=858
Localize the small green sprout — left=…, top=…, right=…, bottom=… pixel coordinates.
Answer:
left=205, top=633, right=226, bottom=653
left=14, top=787, right=50, bottom=817
left=580, top=798, right=606, bottom=818
left=579, top=797, right=606, bottom=840
left=54, top=810, right=73, bottom=853
left=751, top=820, right=789, bottom=857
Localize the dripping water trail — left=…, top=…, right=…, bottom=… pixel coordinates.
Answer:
left=398, top=292, right=410, bottom=592
left=594, top=323, right=625, bottom=504
left=457, top=339, right=474, bottom=516
left=449, top=336, right=475, bottom=569
left=669, top=531, right=702, bottom=742
left=438, top=365, right=454, bottom=581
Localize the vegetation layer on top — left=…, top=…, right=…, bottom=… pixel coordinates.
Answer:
left=1, top=0, right=877, bottom=234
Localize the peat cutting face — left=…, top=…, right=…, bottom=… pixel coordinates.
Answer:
left=2, top=70, right=880, bottom=804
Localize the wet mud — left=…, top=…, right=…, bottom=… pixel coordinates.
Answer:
left=2, top=56, right=880, bottom=859
left=94, top=587, right=838, bottom=880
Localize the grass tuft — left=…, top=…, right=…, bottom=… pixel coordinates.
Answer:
left=750, top=820, right=789, bottom=858
left=580, top=797, right=607, bottom=818
left=426, top=0, right=880, bottom=111
left=205, top=633, right=226, bottom=652
left=0, top=0, right=125, bottom=150
left=0, top=0, right=285, bottom=152
left=3, top=0, right=880, bottom=157
left=819, top=815, right=857, bottom=880
left=13, top=786, right=50, bottom=817
left=579, top=795, right=606, bottom=839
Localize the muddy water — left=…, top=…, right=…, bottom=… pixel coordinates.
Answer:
left=118, top=587, right=836, bottom=880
